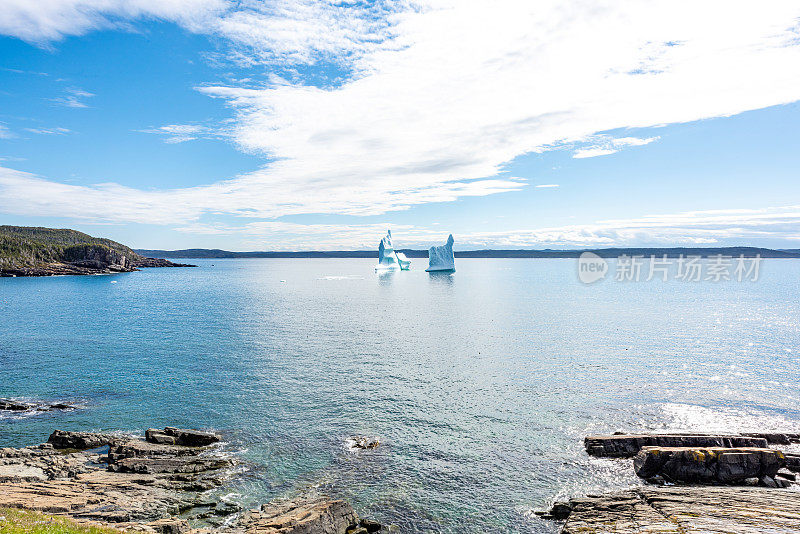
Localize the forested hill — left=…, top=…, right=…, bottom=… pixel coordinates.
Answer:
left=135, top=246, right=800, bottom=259
left=0, top=226, right=191, bottom=276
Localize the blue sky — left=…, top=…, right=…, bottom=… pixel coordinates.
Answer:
left=1, top=1, right=799, bottom=251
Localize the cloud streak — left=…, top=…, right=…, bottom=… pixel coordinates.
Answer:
left=168, top=205, right=800, bottom=250
left=50, top=88, right=94, bottom=108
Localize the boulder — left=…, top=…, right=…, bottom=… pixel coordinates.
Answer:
left=48, top=430, right=117, bottom=450
left=633, top=446, right=784, bottom=483
left=350, top=437, right=380, bottom=450
left=147, top=518, right=189, bottom=534
left=784, top=453, right=800, bottom=472
left=145, top=429, right=177, bottom=445
left=145, top=428, right=220, bottom=447
left=584, top=434, right=769, bottom=457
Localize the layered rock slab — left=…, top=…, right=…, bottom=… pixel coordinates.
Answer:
left=561, top=485, right=800, bottom=533
left=0, top=431, right=234, bottom=524
left=584, top=434, right=771, bottom=458
left=242, top=498, right=384, bottom=534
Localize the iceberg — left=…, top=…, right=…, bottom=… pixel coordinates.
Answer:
left=375, top=230, right=411, bottom=271
left=395, top=252, right=411, bottom=270
left=426, top=234, right=455, bottom=272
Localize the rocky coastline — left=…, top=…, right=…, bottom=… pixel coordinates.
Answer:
left=6, top=421, right=800, bottom=533
left=0, top=255, right=195, bottom=277
left=539, top=432, right=800, bottom=533
left=0, top=427, right=388, bottom=534
left=0, top=225, right=195, bottom=277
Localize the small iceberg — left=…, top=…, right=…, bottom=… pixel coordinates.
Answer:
left=426, top=234, right=455, bottom=272
left=395, top=252, right=411, bottom=270
left=375, top=230, right=411, bottom=271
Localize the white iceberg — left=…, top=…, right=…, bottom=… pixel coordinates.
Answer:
left=426, top=234, right=455, bottom=272
left=375, top=230, right=411, bottom=271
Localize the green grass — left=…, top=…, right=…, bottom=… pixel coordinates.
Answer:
left=0, top=508, right=121, bottom=534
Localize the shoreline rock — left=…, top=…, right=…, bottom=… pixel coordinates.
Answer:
left=0, top=256, right=196, bottom=277
left=0, top=429, right=236, bottom=526
left=584, top=433, right=774, bottom=458
left=1, top=428, right=387, bottom=534
left=552, top=485, right=800, bottom=533
left=242, top=497, right=387, bottom=534
left=633, top=446, right=785, bottom=484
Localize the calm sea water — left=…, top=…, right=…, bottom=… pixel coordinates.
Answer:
left=2, top=258, right=800, bottom=532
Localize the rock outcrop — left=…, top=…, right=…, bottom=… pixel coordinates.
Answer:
left=242, top=497, right=385, bottom=534
left=584, top=433, right=771, bottom=458
left=348, top=437, right=379, bottom=450
left=48, top=430, right=119, bottom=450
left=1, top=399, right=77, bottom=412
left=633, top=446, right=785, bottom=484
left=145, top=427, right=221, bottom=447
left=0, top=225, right=195, bottom=277
left=554, top=485, right=800, bottom=533
left=0, top=429, right=235, bottom=526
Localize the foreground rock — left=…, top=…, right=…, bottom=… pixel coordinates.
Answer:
left=0, top=429, right=235, bottom=526
left=242, top=497, right=386, bottom=534
left=553, top=485, right=800, bottom=533
left=584, top=433, right=773, bottom=457
left=633, top=446, right=785, bottom=484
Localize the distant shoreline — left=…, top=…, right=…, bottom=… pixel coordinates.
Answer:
left=135, top=246, right=800, bottom=260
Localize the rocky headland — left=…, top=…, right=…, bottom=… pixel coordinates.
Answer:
left=0, top=226, right=194, bottom=277
left=540, top=432, right=800, bottom=533
left=0, top=427, right=388, bottom=534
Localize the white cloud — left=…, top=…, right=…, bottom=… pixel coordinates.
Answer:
left=573, top=136, right=660, bottom=159
left=138, top=124, right=219, bottom=144
left=535, top=184, right=559, bottom=188
left=23, top=127, right=71, bottom=135
left=50, top=88, right=94, bottom=108
left=0, top=0, right=226, bottom=44
left=0, top=124, right=14, bottom=139
left=0, top=1, right=799, bottom=239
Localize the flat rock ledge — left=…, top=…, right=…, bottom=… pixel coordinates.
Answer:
left=2, top=429, right=388, bottom=534
left=551, top=485, right=800, bottom=533
left=0, top=428, right=235, bottom=532
left=242, top=497, right=388, bottom=534
left=582, top=433, right=796, bottom=458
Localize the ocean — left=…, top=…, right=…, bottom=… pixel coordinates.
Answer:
left=2, top=258, right=800, bottom=532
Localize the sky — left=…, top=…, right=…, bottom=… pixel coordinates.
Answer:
left=1, top=0, right=799, bottom=251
